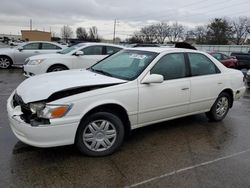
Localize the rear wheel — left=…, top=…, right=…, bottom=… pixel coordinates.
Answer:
left=76, top=112, right=124, bottom=156
left=0, top=56, right=12, bottom=69
left=47, top=65, right=68, bottom=72
left=206, top=92, right=231, bottom=121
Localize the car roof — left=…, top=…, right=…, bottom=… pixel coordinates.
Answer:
left=79, top=42, right=124, bottom=48
left=125, top=47, right=199, bottom=54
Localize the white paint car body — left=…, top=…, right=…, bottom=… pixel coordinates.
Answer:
left=23, top=43, right=124, bottom=77
left=7, top=47, right=246, bottom=156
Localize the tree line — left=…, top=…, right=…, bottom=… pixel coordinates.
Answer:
left=60, top=26, right=100, bottom=42
left=60, top=17, right=250, bottom=45
left=127, top=17, right=250, bottom=45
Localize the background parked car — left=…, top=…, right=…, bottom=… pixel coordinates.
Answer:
left=0, top=41, right=66, bottom=69
left=231, top=50, right=250, bottom=69
left=210, top=52, right=238, bottom=68
left=23, top=43, right=124, bottom=77
left=246, top=70, right=250, bottom=88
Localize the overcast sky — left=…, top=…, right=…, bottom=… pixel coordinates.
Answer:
left=0, top=0, right=250, bottom=39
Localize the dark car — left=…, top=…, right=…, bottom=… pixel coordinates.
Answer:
left=231, top=50, right=250, bottom=69
left=210, top=52, right=238, bottom=68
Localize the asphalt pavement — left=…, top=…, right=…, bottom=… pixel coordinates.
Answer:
left=0, top=68, right=250, bottom=188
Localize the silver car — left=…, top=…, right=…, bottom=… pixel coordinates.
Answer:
left=0, top=41, right=66, bottom=69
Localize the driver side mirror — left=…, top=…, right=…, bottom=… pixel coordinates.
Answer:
left=141, top=74, right=164, bottom=84
left=75, top=51, right=84, bottom=56
left=18, top=46, right=23, bottom=51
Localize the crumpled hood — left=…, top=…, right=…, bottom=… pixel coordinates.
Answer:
left=16, top=69, right=126, bottom=103
left=28, top=53, right=65, bottom=60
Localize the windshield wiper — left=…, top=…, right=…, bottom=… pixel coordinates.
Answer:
left=91, top=68, right=113, bottom=77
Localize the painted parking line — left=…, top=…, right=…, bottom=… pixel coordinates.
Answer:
left=125, top=148, right=250, bottom=188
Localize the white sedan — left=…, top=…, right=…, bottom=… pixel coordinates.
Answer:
left=23, top=43, right=124, bottom=77
left=7, top=47, right=245, bottom=156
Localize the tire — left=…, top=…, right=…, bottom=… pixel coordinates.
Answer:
left=47, top=65, right=68, bottom=72
left=206, top=92, right=231, bottom=122
left=75, top=112, right=125, bottom=156
left=0, top=56, right=12, bottom=69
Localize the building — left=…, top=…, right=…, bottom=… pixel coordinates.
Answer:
left=21, top=30, right=51, bottom=41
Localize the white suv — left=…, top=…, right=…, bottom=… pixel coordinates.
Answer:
left=23, top=43, right=123, bottom=77
left=7, top=47, right=246, bottom=156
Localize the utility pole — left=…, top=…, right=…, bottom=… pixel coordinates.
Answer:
left=113, top=19, right=117, bottom=43
left=30, top=19, right=32, bottom=31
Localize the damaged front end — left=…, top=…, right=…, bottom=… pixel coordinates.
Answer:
left=12, top=93, right=72, bottom=126
left=12, top=93, right=50, bottom=126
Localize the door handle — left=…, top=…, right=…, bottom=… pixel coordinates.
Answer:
left=34, top=51, right=39, bottom=53
left=181, top=87, right=189, bottom=91
left=217, top=82, right=223, bottom=85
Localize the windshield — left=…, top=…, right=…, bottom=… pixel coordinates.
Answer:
left=91, top=50, right=158, bottom=80
left=58, top=43, right=86, bottom=54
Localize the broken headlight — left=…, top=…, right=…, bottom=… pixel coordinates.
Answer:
left=30, top=103, right=72, bottom=119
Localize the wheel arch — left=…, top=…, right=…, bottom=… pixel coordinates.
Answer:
left=47, top=63, right=69, bottom=72
left=75, top=103, right=131, bottom=142
left=220, top=88, right=234, bottom=108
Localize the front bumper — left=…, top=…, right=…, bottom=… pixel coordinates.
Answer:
left=7, top=93, right=79, bottom=148
left=23, top=64, right=47, bottom=77
left=234, top=86, right=246, bottom=100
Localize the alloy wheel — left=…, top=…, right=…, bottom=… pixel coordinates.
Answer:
left=0, top=57, right=11, bottom=68
left=216, top=97, right=229, bottom=117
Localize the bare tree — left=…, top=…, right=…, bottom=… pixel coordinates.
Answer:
left=127, top=31, right=145, bottom=43
left=140, top=25, right=156, bottom=43
left=88, top=26, right=100, bottom=41
left=168, top=22, right=184, bottom=42
left=153, top=22, right=170, bottom=44
left=61, top=25, right=73, bottom=43
left=231, top=17, right=250, bottom=45
left=76, top=27, right=88, bottom=40
left=194, top=26, right=207, bottom=44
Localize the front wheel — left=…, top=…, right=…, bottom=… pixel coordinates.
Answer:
left=75, top=112, right=124, bottom=156
left=0, top=56, right=12, bottom=69
left=206, top=92, right=231, bottom=121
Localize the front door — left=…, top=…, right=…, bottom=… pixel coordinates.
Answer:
left=14, top=42, right=41, bottom=65
left=138, top=53, right=190, bottom=126
left=73, top=45, right=107, bottom=69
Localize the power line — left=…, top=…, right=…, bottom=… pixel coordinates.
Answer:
left=122, top=0, right=211, bottom=20
left=119, top=0, right=249, bottom=22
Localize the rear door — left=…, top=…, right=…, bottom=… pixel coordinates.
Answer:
left=187, top=53, right=225, bottom=113
left=40, top=42, right=62, bottom=54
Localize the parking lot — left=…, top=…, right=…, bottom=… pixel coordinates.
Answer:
left=0, top=68, right=249, bottom=187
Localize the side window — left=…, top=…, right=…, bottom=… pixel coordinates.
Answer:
left=188, top=53, right=219, bottom=76
left=151, top=53, right=186, bottom=80
left=222, top=54, right=229, bottom=60
left=82, top=46, right=103, bottom=55
left=41, top=43, right=61, bottom=50
left=106, top=46, right=122, bottom=55
left=212, top=53, right=222, bottom=60
left=23, top=43, right=40, bottom=50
